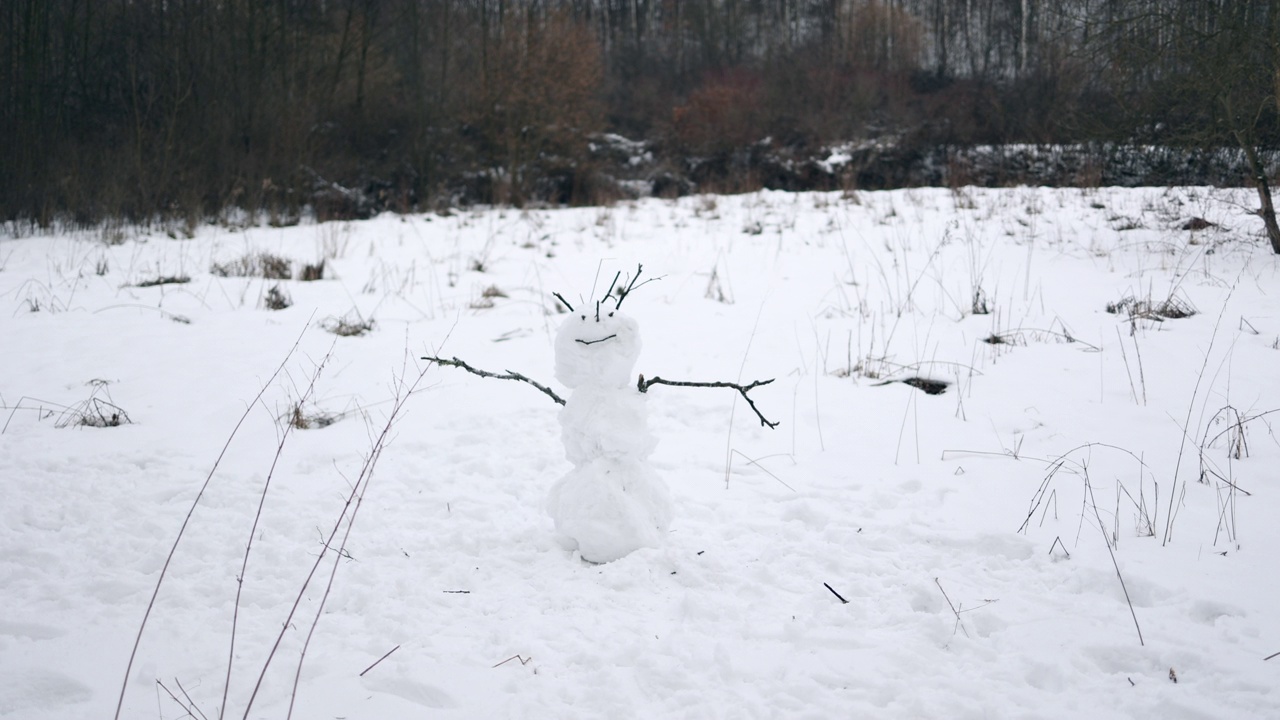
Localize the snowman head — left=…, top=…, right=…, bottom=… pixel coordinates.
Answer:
left=554, top=304, right=641, bottom=389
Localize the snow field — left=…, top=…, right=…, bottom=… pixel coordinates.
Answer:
left=1, top=186, right=1278, bottom=718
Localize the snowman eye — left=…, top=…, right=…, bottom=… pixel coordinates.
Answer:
left=608, top=312, right=614, bottom=317
left=580, top=314, right=586, bottom=320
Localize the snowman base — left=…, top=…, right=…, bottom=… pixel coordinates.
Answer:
left=546, top=458, right=672, bottom=564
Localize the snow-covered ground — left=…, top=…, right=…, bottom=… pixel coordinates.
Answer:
left=2, top=187, right=1278, bottom=719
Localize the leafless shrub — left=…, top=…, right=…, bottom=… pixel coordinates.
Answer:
left=299, top=260, right=325, bottom=281
left=469, top=284, right=508, bottom=309
left=134, top=275, right=190, bottom=288
left=286, top=403, right=340, bottom=429
left=983, top=327, right=1096, bottom=349
left=100, top=221, right=129, bottom=246
left=1106, top=294, right=1198, bottom=320
left=57, top=379, right=132, bottom=428
left=212, top=252, right=292, bottom=279
left=1108, top=215, right=1144, bottom=231
left=971, top=287, right=990, bottom=315
left=705, top=267, right=732, bottom=304
left=263, top=284, right=292, bottom=310
left=320, top=315, right=375, bottom=336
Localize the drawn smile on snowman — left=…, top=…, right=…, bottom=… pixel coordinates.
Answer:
left=573, top=306, right=622, bottom=346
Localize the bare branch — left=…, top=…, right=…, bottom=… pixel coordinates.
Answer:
left=611, top=264, right=663, bottom=309
left=157, top=680, right=205, bottom=720
left=824, top=582, right=849, bottom=604
left=552, top=292, right=574, bottom=312
left=601, top=271, right=621, bottom=302
left=1085, top=469, right=1145, bottom=646
left=176, top=679, right=210, bottom=720
left=935, top=578, right=969, bottom=638
left=638, top=374, right=779, bottom=429
left=359, top=645, right=401, bottom=677
left=423, top=355, right=565, bottom=405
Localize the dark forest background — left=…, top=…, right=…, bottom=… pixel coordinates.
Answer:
left=4, top=0, right=1279, bottom=228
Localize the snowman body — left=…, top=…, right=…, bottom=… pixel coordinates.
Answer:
left=545, top=310, right=672, bottom=562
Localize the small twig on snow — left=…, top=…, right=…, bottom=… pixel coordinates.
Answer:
left=157, top=679, right=207, bottom=720
left=638, top=374, right=779, bottom=428
left=1048, top=536, right=1071, bottom=558
left=359, top=645, right=401, bottom=677
left=823, top=582, right=849, bottom=604
left=493, top=655, right=533, bottom=668
left=176, top=678, right=209, bottom=720
left=1085, top=470, right=1145, bottom=646
left=423, top=355, right=565, bottom=406
left=730, top=449, right=795, bottom=491
left=935, top=577, right=969, bottom=638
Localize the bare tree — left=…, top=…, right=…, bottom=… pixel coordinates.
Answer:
left=1087, top=0, right=1280, bottom=252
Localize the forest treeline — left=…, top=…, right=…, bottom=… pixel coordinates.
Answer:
left=3, top=0, right=1279, bottom=227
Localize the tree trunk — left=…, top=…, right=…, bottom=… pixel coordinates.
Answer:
left=1239, top=137, right=1280, bottom=254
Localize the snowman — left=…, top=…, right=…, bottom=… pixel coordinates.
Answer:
left=423, top=267, right=776, bottom=563
left=545, top=302, right=672, bottom=563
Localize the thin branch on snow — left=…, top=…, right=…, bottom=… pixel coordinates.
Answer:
left=824, top=582, right=849, bottom=604
left=935, top=578, right=969, bottom=639
left=638, top=374, right=779, bottom=429
left=359, top=645, right=401, bottom=677
left=176, top=678, right=210, bottom=720
left=493, top=654, right=534, bottom=668
left=157, top=679, right=208, bottom=720
left=1084, top=470, right=1145, bottom=647
left=422, top=355, right=565, bottom=405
